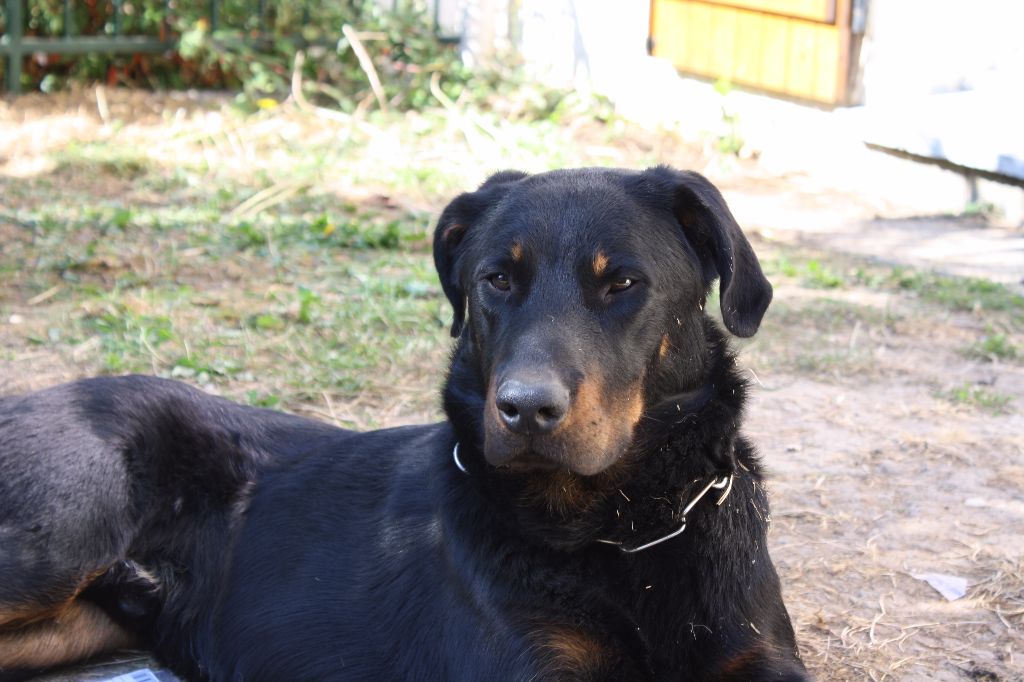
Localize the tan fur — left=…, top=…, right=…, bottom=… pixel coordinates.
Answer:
left=715, top=647, right=763, bottom=678
left=555, top=378, right=643, bottom=464
left=524, top=469, right=589, bottom=516
left=0, top=599, right=138, bottom=669
left=533, top=625, right=605, bottom=675
left=0, top=568, right=108, bottom=629
left=592, top=251, right=609, bottom=276
left=516, top=378, right=645, bottom=513
left=659, top=334, right=671, bottom=359
left=510, top=242, right=523, bottom=262
left=0, top=605, right=48, bottom=630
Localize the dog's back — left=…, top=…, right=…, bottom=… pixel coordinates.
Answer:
left=0, top=376, right=348, bottom=678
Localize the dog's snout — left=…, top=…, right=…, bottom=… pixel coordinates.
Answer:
left=495, top=378, right=570, bottom=435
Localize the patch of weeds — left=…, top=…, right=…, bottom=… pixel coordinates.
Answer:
left=81, top=304, right=177, bottom=373
left=803, top=260, right=845, bottom=289
left=246, top=391, right=282, bottom=409
left=888, top=268, right=1024, bottom=314
left=851, top=267, right=887, bottom=288
left=773, top=298, right=892, bottom=331
left=296, top=286, right=321, bottom=325
left=763, top=256, right=846, bottom=289
left=227, top=211, right=425, bottom=254
left=792, top=351, right=847, bottom=374
left=170, top=356, right=243, bottom=382
left=713, top=78, right=744, bottom=156
left=965, top=330, right=1018, bottom=362
left=962, top=201, right=1001, bottom=220
left=230, top=220, right=270, bottom=249
left=766, top=256, right=800, bottom=278
left=111, top=207, right=134, bottom=231
left=940, top=383, right=1013, bottom=414
left=249, top=312, right=287, bottom=331
left=53, top=143, right=152, bottom=179
left=746, top=298, right=893, bottom=377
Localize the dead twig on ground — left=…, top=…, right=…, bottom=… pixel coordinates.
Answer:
left=341, top=24, right=388, bottom=114
left=94, top=85, right=111, bottom=126
left=227, top=180, right=307, bottom=222
left=290, top=50, right=352, bottom=125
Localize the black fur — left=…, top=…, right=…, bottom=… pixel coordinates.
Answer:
left=0, top=167, right=808, bottom=681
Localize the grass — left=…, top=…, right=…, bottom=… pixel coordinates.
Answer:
left=765, top=256, right=845, bottom=289
left=2, top=92, right=1022, bottom=421
left=764, top=252, right=1024, bottom=321
left=743, top=297, right=891, bottom=377
left=7, top=94, right=696, bottom=423
left=887, top=267, right=1024, bottom=315
left=939, top=382, right=1014, bottom=414
left=965, top=329, right=1019, bottom=362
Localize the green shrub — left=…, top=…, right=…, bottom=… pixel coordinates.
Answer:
left=8, top=0, right=470, bottom=109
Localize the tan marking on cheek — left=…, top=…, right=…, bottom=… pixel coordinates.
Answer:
left=548, top=379, right=645, bottom=477
left=592, top=250, right=609, bottom=277
left=621, top=384, right=644, bottom=428
left=0, top=600, right=138, bottom=669
left=557, top=379, right=614, bottom=453
left=567, top=379, right=605, bottom=426
left=659, top=334, right=671, bottom=359
left=533, top=625, right=605, bottom=675
left=522, top=379, right=644, bottom=514
left=510, top=242, right=523, bottom=263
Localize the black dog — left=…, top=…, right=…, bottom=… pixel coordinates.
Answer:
left=0, top=166, right=808, bottom=681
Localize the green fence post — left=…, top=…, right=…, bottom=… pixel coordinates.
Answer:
left=3, top=0, right=24, bottom=92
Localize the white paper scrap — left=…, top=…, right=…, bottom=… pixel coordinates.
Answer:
left=913, top=572, right=968, bottom=601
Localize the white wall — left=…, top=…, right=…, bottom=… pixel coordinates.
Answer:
left=515, top=0, right=650, bottom=92
left=456, top=0, right=651, bottom=95
left=858, top=0, right=1024, bottom=103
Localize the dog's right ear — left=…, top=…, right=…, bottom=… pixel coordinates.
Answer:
left=433, top=171, right=528, bottom=337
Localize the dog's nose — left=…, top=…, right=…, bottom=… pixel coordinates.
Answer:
left=495, top=378, right=570, bottom=435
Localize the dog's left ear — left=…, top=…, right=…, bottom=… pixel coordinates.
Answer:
left=433, top=171, right=529, bottom=337
left=638, top=166, right=772, bottom=338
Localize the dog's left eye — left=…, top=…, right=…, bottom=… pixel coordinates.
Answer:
left=608, top=277, right=633, bottom=293
left=488, top=273, right=511, bottom=291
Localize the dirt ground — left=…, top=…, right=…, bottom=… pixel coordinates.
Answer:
left=1, top=90, right=1022, bottom=681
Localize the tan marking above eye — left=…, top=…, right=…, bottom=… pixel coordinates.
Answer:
left=510, top=242, right=523, bottom=262
left=593, top=251, right=609, bottom=276
left=659, top=334, right=671, bottom=359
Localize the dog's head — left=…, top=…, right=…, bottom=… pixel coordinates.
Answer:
left=435, top=166, right=771, bottom=478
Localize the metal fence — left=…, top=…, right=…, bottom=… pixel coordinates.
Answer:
left=0, top=0, right=183, bottom=92
left=0, top=0, right=459, bottom=94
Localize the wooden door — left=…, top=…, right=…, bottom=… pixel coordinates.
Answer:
left=649, top=0, right=855, bottom=105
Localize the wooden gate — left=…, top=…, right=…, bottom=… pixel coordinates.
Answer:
left=649, top=0, right=860, bottom=105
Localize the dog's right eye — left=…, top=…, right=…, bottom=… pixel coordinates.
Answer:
left=487, top=273, right=511, bottom=291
